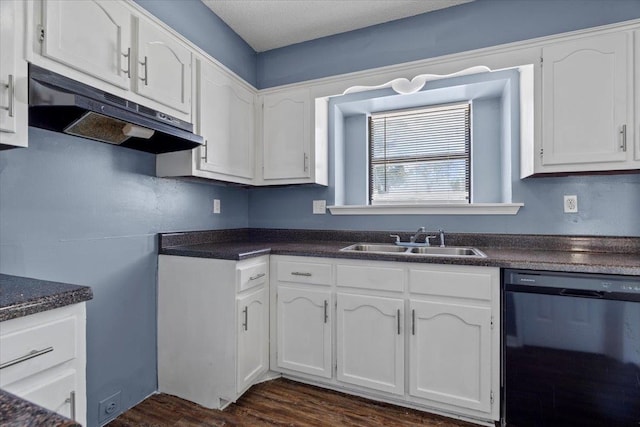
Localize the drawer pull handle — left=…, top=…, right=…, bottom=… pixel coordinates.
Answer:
left=291, top=272, right=312, bottom=277
left=411, top=309, right=416, bottom=336
left=0, top=346, right=54, bottom=370
left=65, top=391, right=76, bottom=420
left=397, top=309, right=401, bottom=335
left=139, top=56, right=148, bottom=86
left=122, top=47, right=131, bottom=78
left=619, top=124, right=627, bottom=151
left=249, top=273, right=265, bottom=281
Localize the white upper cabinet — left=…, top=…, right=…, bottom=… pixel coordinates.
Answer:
left=539, top=31, right=637, bottom=173
left=0, top=0, right=28, bottom=148
left=635, top=30, right=640, bottom=162
left=261, top=88, right=312, bottom=181
left=41, top=0, right=132, bottom=89
left=197, top=58, right=255, bottom=181
left=135, top=18, right=191, bottom=114
left=32, top=0, right=192, bottom=121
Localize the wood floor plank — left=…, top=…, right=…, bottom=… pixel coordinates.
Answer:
left=107, top=378, right=477, bottom=427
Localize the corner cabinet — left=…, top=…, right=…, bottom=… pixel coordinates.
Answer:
left=533, top=30, right=639, bottom=174
left=258, top=88, right=328, bottom=185
left=0, top=303, right=88, bottom=426
left=269, top=256, right=500, bottom=425
left=158, top=255, right=269, bottom=409
left=0, top=0, right=28, bottom=149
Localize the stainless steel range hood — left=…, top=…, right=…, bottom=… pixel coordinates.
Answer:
left=28, top=64, right=203, bottom=154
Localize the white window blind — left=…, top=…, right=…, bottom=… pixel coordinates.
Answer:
left=369, top=103, right=471, bottom=204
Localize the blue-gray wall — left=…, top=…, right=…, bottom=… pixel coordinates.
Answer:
left=249, top=0, right=640, bottom=237
left=257, top=0, right=640, bottom=88
left=0, top=3, right=254, bottom=426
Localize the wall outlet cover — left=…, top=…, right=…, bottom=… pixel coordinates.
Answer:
left=564, top=195, right=578, bottom=213
left=313, top=200, right=326, bottom=214
left=213, top=199, right=221, bottom=214
left=98, top=391, right=122, bottom=423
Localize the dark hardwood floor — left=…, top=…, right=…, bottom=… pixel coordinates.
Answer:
left=107, top=378, right=477, bottom=426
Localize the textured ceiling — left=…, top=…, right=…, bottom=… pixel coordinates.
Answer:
left=202, top=0, right=474, bottom=52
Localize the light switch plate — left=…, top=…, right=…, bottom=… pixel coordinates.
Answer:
left=313, top=200, right=326, bottom=214
left=213, top=199, right=221, bottom=214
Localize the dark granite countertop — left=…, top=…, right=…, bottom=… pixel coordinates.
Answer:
left=0, top=274, right=93, bottom=322
left=0, top=389, right=79, bottom=427
left=159, top=229, right=640, bottom=276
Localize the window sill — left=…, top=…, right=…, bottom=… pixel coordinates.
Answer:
left=327, top=203, right=524, bottom=215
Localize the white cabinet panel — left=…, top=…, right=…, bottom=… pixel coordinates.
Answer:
left=0, top=0, right=28, bottom=148
left=197, top=58, right=254, bottom=180
left=135, top=18, right=192, bottom=114
left=262, top=89, right=311, bottom=180
left=541, top=31, right=633, bottom=168
left=336, top=293, right=404, bottom=395
left=6, top=370, right=77, bottom=420
left=237, top=287, right=268, bottom=394
left=276, top=285, right=332, bottom=378
left=41, top=0, right=131, bottom=89
left=635, top=30, right=640, bottom=162
left=409, top=300, right=492, bottom=413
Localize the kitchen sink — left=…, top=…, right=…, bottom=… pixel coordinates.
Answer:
left=342, top=244, right=409, bottom=253
left=340, top=243, right=486, bottom=258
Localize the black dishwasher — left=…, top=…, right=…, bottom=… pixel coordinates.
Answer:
left=503, top=269, right=640, bottom=426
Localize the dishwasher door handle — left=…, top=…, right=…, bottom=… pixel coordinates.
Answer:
left=559, top=289, right=605, bottom=299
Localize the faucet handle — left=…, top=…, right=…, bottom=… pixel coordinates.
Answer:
left=424, top=235, right=437, bottom=246
left=390, top=234, right=401, bottom=244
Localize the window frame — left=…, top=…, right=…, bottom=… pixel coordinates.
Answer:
left=367, top=102, right=472, bottom=206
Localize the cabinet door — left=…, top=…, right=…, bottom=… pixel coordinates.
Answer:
left=41, top=0, right=131, bottom=89
left=262, top=89, right=311, bottom=180
left=135, top=18, right=191, bottom=114
left=409, top=299, right=492, bottom=413
left=635, top=30, right=640, bottom=162
left=541, top=32, right=631, bottom=166
left=236, top=286, right=268, bottom=394
left=5, top=370, right=78, bottom=421
left=336, top=293, right=404, bottom=395
left=197, top=59, right=254, bottom=180
left=276, top=285, right=332, bottom=378
left=0, top=0, right=27, bottom=146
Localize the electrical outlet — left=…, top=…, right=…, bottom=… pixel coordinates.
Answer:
left=313, top=200, right=326, bottom=214
left=564, top=195, right=578, bottom=213
left=213, top=199, right=221, bottom=214
left=98, top=391, right=121, bottom=423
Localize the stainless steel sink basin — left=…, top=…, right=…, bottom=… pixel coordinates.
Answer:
left=340, top=243, right=486, bottom=258
left=341, top=244, right=409, bottom=253
left=409, top=246, right=486, bottom=257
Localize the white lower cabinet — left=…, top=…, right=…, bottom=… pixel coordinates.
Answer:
left=336, top=293, right=404, bottom=395
left=409, top=300, right=492, bottom=412
left=276, top=285, right=332, bottom=378
left=0, top=303, right=87, bottom=425
left=158, top=255, right=269, bottom=409
left=270, top=256, right=500, bottom=425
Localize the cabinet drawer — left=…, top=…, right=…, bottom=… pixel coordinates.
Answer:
left=276, top=260, right=332, bottom=285
left=336, top=263, right=404, bottom=292
left=237, top=262, right=268, bottom=292
left=409, top=267, right=496, bottom=301
left=5, top=370, right=77, bottom=420
left=0, top=316, right=76, bottom=387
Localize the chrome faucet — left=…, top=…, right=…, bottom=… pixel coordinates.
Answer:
left=439, top=229, right=446, bottom=247
left=410, top=227, right=426, bottom=243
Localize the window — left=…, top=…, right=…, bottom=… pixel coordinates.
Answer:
left=368, top=103, right=471, bottom=204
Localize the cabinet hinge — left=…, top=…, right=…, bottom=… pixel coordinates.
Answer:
left=490, top=316, right=494, bottom=330
left=490, top=390, right=494, bottom=405
left=539, top=148, right=544, bottom=158
left=38, top=26, right=45, bottom=42
left=540, top=57, right=543, bottom=66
